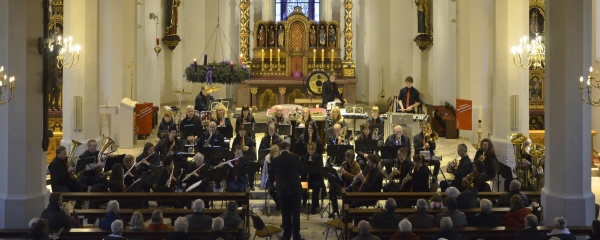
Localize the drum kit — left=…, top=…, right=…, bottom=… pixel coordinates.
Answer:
left=165, top=86, right=223, bottom=128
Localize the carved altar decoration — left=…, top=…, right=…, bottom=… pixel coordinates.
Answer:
left=529, top=0, right=545, bottom=130
left=47, top=0, right=64, bottom=132
left=162, top=0, right=181, bottom=51
left=250, top=6, right=341, bottom=77
left=414, top=0, right=433, bottom=51
left=260, top=89, right=277, bottom=110
left=288, top=89, right=305, bottom=104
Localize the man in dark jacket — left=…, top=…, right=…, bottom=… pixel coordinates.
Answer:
left=441, top=144, right=473, bottom=192
left=77, top=139, right=109, bottom=187
left=413, top=121, right=439, bottom=181
left=407, top=199, right=436, bottom=228
left=195, top=85, right=216, bottom=113
left=48, top=146, right=86, bottom=193
left=433, top=217, right=464, bottom=240
left=371, top=198, right=403, bottom=229
left=165, top=217, right=194, bottom=240
left=321, top=73, right=345, bottom=108
left=497, top=179, right=529, bottom=207
left=203, top=217, right=235, bottom=240
left=470, top=199, right=503, bottom=227
left=40, top=193, right=78, bottom=230
left=349, top=155, right=383, bottom=208
left=103, top=220, right=127, bottom=240
left=269, top=142, right=306, bottom=240
left=515, top=214, right=547, bottom=240
left=185, top=199, right=212, bottom=230
left=436, top=197, right=467, bottom=228
left=382, top=125, right=411, bottom=175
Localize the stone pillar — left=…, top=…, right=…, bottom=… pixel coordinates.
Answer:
left=427, top=0, right=457, bottom=105
left=61, top=0, right=100, bottom=149
left=490, top=0, right=529, bottom=161
left=0, top=0, right=48, bottom=228
left=542, top=0, right=595, bottom=226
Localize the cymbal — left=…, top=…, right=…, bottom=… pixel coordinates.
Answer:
left=174, top=90, right=192, bottom=95
left=205, top=86, right=221, bottom=93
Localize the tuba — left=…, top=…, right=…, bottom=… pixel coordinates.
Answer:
left=526, top=143, right=545, bottom=191
left=98, top=136, right=115, bottom=163
left=68, top=140, right=82, bottom=180
left=508, top=133, right=529, bottom=189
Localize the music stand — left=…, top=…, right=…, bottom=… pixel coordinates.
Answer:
left=76, top=157, right=96, bottom=173
left=199, top=147, right=227, bottom=165
left=294, top=143, right=307, bottom=156
left=276, top=124, right=292, bottom=136
left=306, top=160, right=325, bottom=177
left=217, top=126, right=232, bottom=139
left=294, top=126, right=305, bottom=137
left=245, top=161, right=261, bottom=188
left=326, top=145, right=354, bottom=158
left=369, top=124, right=384, bottom=136
left=104, top=154, right=125, bottom=173
left=380, top=146, right=402, bottom=159
left=355, top=140, right=379, bottom=153
left=254, top=123, right=268, bottom=134
left=184, top=124, right=195, bottom=138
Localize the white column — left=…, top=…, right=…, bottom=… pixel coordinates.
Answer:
left=490, top=0, right=529, bottom=159
left=542, top=0, right=595, bottom=226
left=136, top=0, right=163, bottom=105
left=0, top=0, right=48, bottom=228
left=62, top=0, right=100, bottom=149
left=387, top=0, right=414, bottom=104
left=427, top=0, right=457, bottom=105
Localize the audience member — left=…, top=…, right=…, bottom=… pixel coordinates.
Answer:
left=469, top=199, right=502, bottom=227
left=436, top=197, right=467, bottom=228
left=26, top=218, right=50, bottom=240
left=165, top=217, right=194, bottom=240
left=59, top=202, right=80, bottom=228
left=371, top=198, right=403, bottom=229
left=351, top=220, right=381, bottom=240
left=128, top=211, right=145, bottom=230
left=203, top=217, right=235, bottom=240
left=433, top=217, right=464, bottom=240
left=185, top=199, right=213, bottom=230
left=428, top=192, right=444, bottom=209
left=504, top=195, right=532, bottom=227
left=445, top=186, right=476, bottom=209
left=514, top=214, right=546, bottom=240
left=104, top=219, right=127, bottom=240
left=407, top=199, right=436, bottom=228
left=589, top=220, right=600, bottom=240
left=547, top=217, right=576, bottom=240
left=147, top=210, right=170, bottom=229
left=219, top=201, right=246, bottom=239
left=497, top=179, right=529, bottom=207
left=99, top=200, right=122, bottom=230
left=390, top=219, right=420, bottom=240
left=40, top=193, right=78, bottom=230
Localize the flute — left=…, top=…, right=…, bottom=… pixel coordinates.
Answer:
left=125, top=152, right=155, bottom=178
left=182, top=163, right=205, bottom=182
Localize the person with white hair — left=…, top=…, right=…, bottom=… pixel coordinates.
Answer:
left=372, top=198, right=403, bottom=229
left=203, top=217, right=235, bottom=240
left=128, top=211, right=145, bottom=230
left=407, top=198, right=436, bottom=228
left=351, top=220, right=381, bottom=240
left=514, top=214, right=546, bottom=240
left=548, top=217, right=576, bottom=240
left=267, top=105, right=291, bottom=125
left=183, top=153, right=213, bottom=193
left=436, top=197, right=467, bottom=228
left=185, top=199, right=212, bottom=230
left=390, top=219, right=420, bottom=240
left=165, top=217, right=193, bottom=240
left=180, top=105, right=202, bottom=143
left=433, top=217, right=463, bottom=240
left=497, top=179, right=529, bottom=207
left=469, top=199, right=502, bottom=227
left=103, top=219, right=127, bottom=240
left=99, top=200, right=122, bottom=230
left=445, top=186, right=476, bottom=209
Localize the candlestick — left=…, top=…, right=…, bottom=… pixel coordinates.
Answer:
left=270, top=49, right=273, bottom=63
left=331, top=49, right=334, bottom=65
left=9, top=76, right=14, bottom=89
left=261, top=49, right=265, bottom=70
left=321, top=49, right=324, bottom=64
left=277, top=49, right=280, bottom=64
left=313, top=49, right=316, bottom=65
left=580, top=76, right=583, bottom=88
left=203, top=54, right=207, bottom=66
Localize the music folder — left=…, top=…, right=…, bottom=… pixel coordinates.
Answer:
left=326, top=145, right=354, bottom=157
left=103, top=154, right=125, bottom=173
left=276, top=124, right=292, bottom=136
left=76, top=157, right=96, bottom=173
left=354, top=140, right=379, bottom=153
left=380, top=146, right=402, bottom=159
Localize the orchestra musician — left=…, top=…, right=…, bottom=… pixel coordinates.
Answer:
left=463, top=160, right=491, bottom=192
left=180, top=105, right=202, bottom=144
left=296, top=108, right=315, bottom=128
left=195, top=85, right=216, bottom=113
left=440, top=144, right=473, bottom=192
left=267, top=105, right=291, bottom=125
left=155, top=125, right=188, bottom=179
left=390, top=148, right=413, bottom=184
left=235, top=105, right=256, bottom=138
left=413, top=122, right=439, bottom=182
left=219, top=145, right=248, bottom=192
left=366, top=106, right=384, bottom=125
left=399, top=154, right=430, bottom=192
left=158, top=112, right=176, bottom=138
left=155, top=156, right=182, bottom=208
left=212, top=104, right=234, bottom=139
left=330, top=149, right=360, bottom=218
left=122, top=154, right=137, bottom=189
left=301, top=142, right=326, bottom=215
left=232, top=126, right=257, bottom=190
left=321, top=72, right=345, bottom=108
left=196, top=121, right=225, bottom=157
left=473, top=138, right=498, bottom=181
left=135, top=142, right=161, bottom=174
left=355, top=123, right=381, bottom=169
left=326, top=124, right=348, bottom=166
left=382, top=125, right=411, bottom=174
left=515, top=139, right=534, bottom=191
left=296, top=122, right=322, bottom=148
left=78, top=139, right=109, bottom=187
left=48, top=146, right=86, bottom=192
left=183, top=153, right=213, bottom=193
left=259, top=123, right=282, bottom=150
left=108, top=163, right=126, bottom=193
left=349, top=155, right=383, bottom=208
left=397, top=76, right=420, bottom=113
left=325, top=106, right=346, bottom=131
left=262, top=145, right=280, bottom=211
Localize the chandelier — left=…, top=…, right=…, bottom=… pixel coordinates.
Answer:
left=580, top=67, right=600, bottom=107
left=511, top=34, right=545, bottom=70
left=0, top=66, right=16, bottom=105
left=50, top=36, right=81, bottom=69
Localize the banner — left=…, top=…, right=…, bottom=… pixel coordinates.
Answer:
left=135, top=103, right=154, bottom=135
left=455, top=99, right=472, bottom=130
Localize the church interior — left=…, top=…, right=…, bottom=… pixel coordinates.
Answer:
left=1, top=0, right=600, bottom=239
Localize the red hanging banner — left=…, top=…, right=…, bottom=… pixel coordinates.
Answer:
left=455, top=99, right=472, bottom=130
left=135, top=103, right=154, bottom=135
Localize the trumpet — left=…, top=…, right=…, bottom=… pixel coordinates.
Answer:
left=182, top=163, right=205, bottom=182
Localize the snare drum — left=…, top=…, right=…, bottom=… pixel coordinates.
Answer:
left=200, top=111, right=212, bottom=123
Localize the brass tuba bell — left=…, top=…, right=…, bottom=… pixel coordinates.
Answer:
left=525, top=143, right=545, bottom=191
left=98, top=136, right=115, bottom=163
left=508, top=133, right=529, bottom=189
left=68, top=140, right=82, bottom=180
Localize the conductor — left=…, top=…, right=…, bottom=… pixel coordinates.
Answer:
left=269, top=142, right=306, bottom=240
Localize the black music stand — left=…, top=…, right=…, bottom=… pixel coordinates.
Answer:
left=294, top=127, right=305, bottom=137
left=326, top=145, right=354, bottom=157
left=294, top=143, right=307, bottom=156
left=184, top=124, right=195, bottom=138
left=217, top=126, right=232, bottom=139
left=306, top=160, right=325, bottom=177
left=323, top=165, right=342, bottom=216
left=354, top=140, right=379, bottom=154
left=210, top=167, right=226, bottom=191
left=254, top=123, right=268, bottom=134
left=380, top=146, right=403, bottom=159
left=276, top=124, right=292, bottom=136
left=258, top=149, right=270, bottom=162
left=103, top=154, right=125, bottom=173
left=245, top=161, right=261, bottom=191
left=199, top=147, right=227, bottom=165
left=76, top=157, right=96, bottom=173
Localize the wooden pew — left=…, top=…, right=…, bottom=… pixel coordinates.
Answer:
left=76, top=205, right=247, bottom=222
left=350, top=226, right=592, bottom=239
left=0, top=229, right=29, bottom=238
left=58, top=226, right=241, bottom=239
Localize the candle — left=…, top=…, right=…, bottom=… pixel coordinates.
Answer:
left=580, top=76, right=584, bottom=88
left=9, top=76, right=14, bottom=89
left=277, top=49, right=280, bottom=64
left=230, top=62, right=234, bottom=73
left=313, top=49, right=316, bottom=64
left=261, top=49, right=265, bottom=64
left=321, top=49, right=324, bottom=63
left=239, top=54, right=243, bottom=66
left=479, top=107, right=482, bottom=120
left=156, top=38, right=159, bottom=46
left=331, top=49, right=334, bottom=64
left=193, top=58, right=198, bottom=71
left=270, top=49, right=273, bottom=63
left=203, top=54, right=207, bottom=66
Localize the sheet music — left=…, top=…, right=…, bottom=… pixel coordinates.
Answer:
left=185, top=180, right=203, bottom=192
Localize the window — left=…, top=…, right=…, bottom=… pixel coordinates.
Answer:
left=276, top=0, right=320, bottom=22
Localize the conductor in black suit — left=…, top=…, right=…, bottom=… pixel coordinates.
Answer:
left=321, top=72, right=345, bottom=108
left=269, top=142, right=306, bottom=240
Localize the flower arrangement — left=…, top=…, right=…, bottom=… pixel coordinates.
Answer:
left=184, top=60, right=251, bottom=85
left=288, top=106, right=303, bottom=117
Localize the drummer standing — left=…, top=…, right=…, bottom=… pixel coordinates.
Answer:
left=195, top=85, right=216, bottom=113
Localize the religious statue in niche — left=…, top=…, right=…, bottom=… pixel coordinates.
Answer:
left=413, top=0, right=432, bottom=51
left=529, top=75, right=543, bottom=101
left=268, top=25, right=276, bottom=47
left=309, top=25, right=317, bottom=48
left=47, top=57, right=62, bottom=111
left=319, top=25, right=326, bottom=48
left=529, top=7, right=544, bottom=41
left=166, top=0, right=181, bottom=36
left=328, top=25, right=336, bottom=48
left=278, top=25, right=285, bottom=48
left=258, top=25, right=266, bottom=48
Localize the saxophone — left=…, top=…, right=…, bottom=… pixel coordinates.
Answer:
left=168, top=138, right=176, bottom=154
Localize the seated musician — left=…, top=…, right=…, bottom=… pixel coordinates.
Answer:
left=259, top=123, right=282, bottom=150
left=441, top=144, right=473, bottom=192
left=349, top=154, right=383, bottom=209
left=356, top=123, right=381, bottom=169
left=180, top=105, right=202, bottom=144
left=297, top=122, right=322, bottom=147
left=262, top=145, right=280, bottom=211
left=382, top=125, right=411, bottom=174
left=301, top=142, right=326, bottom=214
left=155, top=156, right=181, bottom=208
left=463, top=160, right=491, bottom=192
left=330, top=149, right=361, bottom=218
left=196, top=121, right=225, bottom=154
left=78, top=139, right=109, bottom=187
left=326, top=123, right=348, bottom=166
left=183, top=153, right=213, bottom=193
left=235, top=105, right=256, bottom=138
left=474, top=138, right=498, bottom=181
left=195, top=85, right=216, bottom=113
left=232, top=126, right=257, bottom=190
left=219, top=145, right=248, bottom=192
left=512, top=139, right=533, bottom=191
left=158, top=112, right=176, bottom=138
left=267, top=105, right=291, bottom=125
left=400, top=154, right=430, bottom=192
left=136, top=142, right=161, bottom=174
left=122, top=154, right=137, bottom=189
left=48, top=146, right=86, bottom=192
left=212, top=104, right=234, bottom=139
left=325, top=106, right=346, bottom=131
left=156, top=125, right=189, bottom=179
left=413, top=122, right=440, bottom=183
left=366, top=106, right=384, bottom=125
left=297, top=108, right=315, bottom=127
left=108, top=163, right=126, bottom=193
left=389, top=148, right=413, bottom=189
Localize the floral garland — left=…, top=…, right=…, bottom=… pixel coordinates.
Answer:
left=184, top=60, right=251, bottom=84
